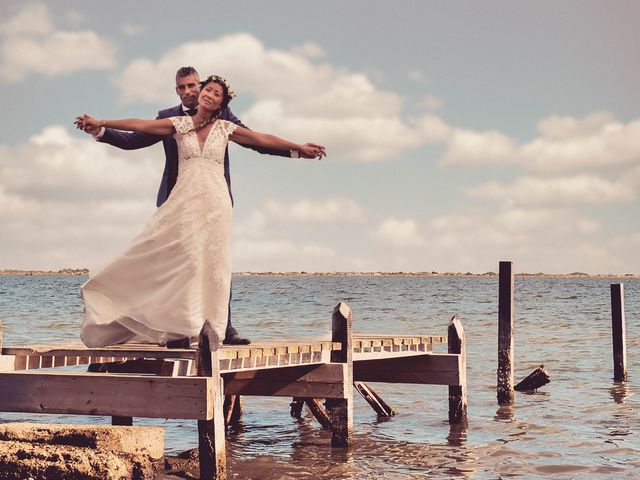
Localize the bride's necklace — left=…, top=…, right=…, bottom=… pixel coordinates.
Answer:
left=192, top=117, right=215, bottom=131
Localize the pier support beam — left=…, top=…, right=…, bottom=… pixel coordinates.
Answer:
left=611, top=283, right=627, bottom=381
left=497, top=260, right=515, bottom=405
left=324, top=302, right=353, bottom=448
left=448, top=316, right=467, bottom=423
left=197, top=322, right=226, bottom=480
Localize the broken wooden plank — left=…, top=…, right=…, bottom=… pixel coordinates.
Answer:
left=514, top=365, right=550, bottom=391
left=354, top=381, right=395, bottom=417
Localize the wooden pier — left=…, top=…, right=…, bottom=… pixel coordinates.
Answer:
left=0, top=303, right=466, bottom=479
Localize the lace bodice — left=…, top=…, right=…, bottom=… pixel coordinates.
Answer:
left=169, top=116, right=238, bottom=166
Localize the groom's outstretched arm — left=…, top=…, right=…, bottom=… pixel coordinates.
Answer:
left=223, top=107, right=291, bottom=158
left=100, top=128, right=164, bottom=150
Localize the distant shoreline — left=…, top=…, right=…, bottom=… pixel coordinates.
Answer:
left=1, top=268, right=638, bottom=279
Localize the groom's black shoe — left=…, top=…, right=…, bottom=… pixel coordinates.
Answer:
left=166, top=337, right=190, bottom=349
left=224, top=326, right=251, bottom=345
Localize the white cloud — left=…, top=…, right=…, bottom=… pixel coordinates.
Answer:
left=439, top=128, right=517, bottom=167
left=121, top=23, right=147, bottom=37
left=421, top=208, right=614, bottom=273
left=466, top=175, right=635, bottom=207
left=371, top=218, right=425, bottom=248
left=407, top=70, right=426, bottom=82
left=0, top=3, right=116, bottom=83
left=232, top=238, right=336, bottom=272
left=113, top=33, right=432, bottom=161
left=263, top=197, right=364, bottom=223
left=520, top=115, right=640, bottom=175
left=234, top=197, right=364, bottom=240
left=0, top=125, right=163, bottom=269
left=290, top=42, right=325, bottom=58
left=419, top=94, right=443, bottom=111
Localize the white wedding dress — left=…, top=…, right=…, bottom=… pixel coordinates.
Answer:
left=80, top=116, right=237, bottom=347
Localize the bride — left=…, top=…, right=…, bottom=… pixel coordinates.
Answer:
left=75, top=74, right=325, bottom=348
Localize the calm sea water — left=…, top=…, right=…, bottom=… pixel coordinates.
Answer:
left=0, top=274, right=638, bottom=479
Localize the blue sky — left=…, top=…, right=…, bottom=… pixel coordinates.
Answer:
left=1, top=1, right=639, bottom=273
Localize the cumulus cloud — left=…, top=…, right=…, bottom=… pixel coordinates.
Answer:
left=371, top=218, right=425, bottom=248
left=263, top=197, right=364, bottom=223
left=421, top=208, right=615, bottom=273
left=232, top=238, right=336, bottom=272
left=520, top=114, right=640, bottom=175
left=0, top=3, right=116, bottom=82
left=0, top=125, right=163, bottom=269
left=234, top=197, right=364, bottom=239
left=113, top=33, right=432, bottom=161
left=466, top=175, right=635, bottom=207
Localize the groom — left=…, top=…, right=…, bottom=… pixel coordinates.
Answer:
left=86, top=66, right=320, bottom=345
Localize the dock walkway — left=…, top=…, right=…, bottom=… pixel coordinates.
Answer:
left=0, top=302, right=466, bottom=479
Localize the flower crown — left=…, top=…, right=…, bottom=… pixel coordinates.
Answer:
left=200, top=74, right=236, bottom=99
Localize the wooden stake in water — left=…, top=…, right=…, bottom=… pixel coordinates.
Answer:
left=324, top=302, right=353, bottom=448
left=448, top=315, right=467, bottom=423
left=497, top=261, right=514, bottom=405
left=611, top=283, right=627, bottom=381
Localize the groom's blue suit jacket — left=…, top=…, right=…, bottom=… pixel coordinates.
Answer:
left=100, top=105, right=289, bottom=207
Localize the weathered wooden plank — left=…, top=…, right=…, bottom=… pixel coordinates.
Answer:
left=0, top=372, right=211, bottom=419
left=353, top=353, right=462, bottom=385
left=223, top=363, right=346, bottom=398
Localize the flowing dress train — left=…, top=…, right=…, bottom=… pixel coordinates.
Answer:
left=80, top=116, right=237, bottom=347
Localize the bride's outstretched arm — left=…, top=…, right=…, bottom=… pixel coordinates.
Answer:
left=230, top=126, right=326, bottom=159
left=75, top=114, right=175, bottom=136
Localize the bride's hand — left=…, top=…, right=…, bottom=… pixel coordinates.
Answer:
left=74, top=114, right=101, bottom=132
left=299, top=143, right=326, bottom=160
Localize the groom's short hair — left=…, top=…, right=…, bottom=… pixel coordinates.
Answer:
left=176, top=66, right=199, bottom=80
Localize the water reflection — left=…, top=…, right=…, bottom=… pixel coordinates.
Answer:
left=494, top=404, right=515, bottom=422
left=610, top=381, right=628, bottom=404
left=447, top=421, right=468, bottom=447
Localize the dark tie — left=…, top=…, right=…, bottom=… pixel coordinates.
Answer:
left=186, top=108, right=198, bottom=116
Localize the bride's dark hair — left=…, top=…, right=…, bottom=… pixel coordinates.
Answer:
left=199, top=75, right=235, bottom=118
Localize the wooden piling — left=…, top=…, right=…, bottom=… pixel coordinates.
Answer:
left=0, top=317, right=3, bottom=352
left=611, top=283, right=627, bottom=381
left=448, top=316, right=467, bottom=423
left=197, top=323, right=226, bottom=480
left=497, top=261, right=514, bottom=405
left=324, top=302, right=353, bottom=448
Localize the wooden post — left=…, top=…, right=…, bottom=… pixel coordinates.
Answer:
left=223, top=395, right=242, bottom=427
left=497, top=261, right=514, bottom=405
left=448, top=315, right=467, bottom=423
left=290, top=398, right=305, bottom=417
left=0, top=317, right=3, bottom=352
left=197, top=322, right=227, bottom=480
left=324, top=302, right=353, bottom=448
left=611, top=283, right=627, bottom=381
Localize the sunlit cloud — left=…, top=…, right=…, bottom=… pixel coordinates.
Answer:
left=0, top=3, right=116, bottom=83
